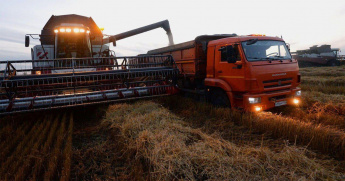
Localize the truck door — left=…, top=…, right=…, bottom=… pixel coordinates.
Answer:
left=214, top=44, right=245, bottom=91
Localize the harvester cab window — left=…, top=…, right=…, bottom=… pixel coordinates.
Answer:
left=56, top=33, right=92, bottom=59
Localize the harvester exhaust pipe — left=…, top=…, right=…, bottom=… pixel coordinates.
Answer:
left=109, top=20, right=174, bottom=46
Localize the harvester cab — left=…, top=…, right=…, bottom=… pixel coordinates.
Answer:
left=0, top=14, right=178, bottom=115
left=54, top=24, right=92, bottom=59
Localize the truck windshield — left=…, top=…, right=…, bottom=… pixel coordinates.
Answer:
left=241, top=40, right=291, bottom=61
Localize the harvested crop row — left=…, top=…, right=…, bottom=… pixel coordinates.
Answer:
left=14, top=115, right=53, bottom=180
left=302, top=76, right=345, bottom=87
left=0, top=119, right=34, bottom=163
left=299, top=65, right=345, bottom=77
left=158, top=96, right=345, bottom=159
left=0, top=117, right=46, bottom=177
left=60, top=113, right=74, bottom=181
left=44, top=113, right=67, bottom=180
left=244, top=112, right=345, bottom=158
left=0, top=113, right=73, bottom=180
left=301, top=84, right=345, bottom=95
left=269, top=91, right=345, bottom=130
left=101, top=101, right=345, bottom=180
left=31, top=115, right=61, bottom=180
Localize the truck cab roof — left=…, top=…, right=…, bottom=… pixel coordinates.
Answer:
left=207, top=35, right=285, bottom=47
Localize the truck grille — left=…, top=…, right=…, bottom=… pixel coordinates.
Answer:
left=269, top=95, right=287, bottom=101
left=263, top=78, right=292, bottom=89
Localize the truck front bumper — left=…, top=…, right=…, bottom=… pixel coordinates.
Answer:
left=242, top=87, right=301, bottom=112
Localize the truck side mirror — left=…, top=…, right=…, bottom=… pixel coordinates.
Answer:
left=25, top=35, right=30, bottom=47
left=226, top=45, right=236, bottom=63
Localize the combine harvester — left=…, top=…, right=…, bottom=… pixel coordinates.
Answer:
left=0, top=14, right=302, bottom=114
left=292, top=45, right=341, bottom=66
left=0, top=15, right=179, bottom=114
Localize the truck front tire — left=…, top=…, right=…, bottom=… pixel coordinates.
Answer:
left=209, top=89, right=231, bottom=107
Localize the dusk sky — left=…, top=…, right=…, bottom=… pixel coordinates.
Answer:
left=1, top=0, right=344, bottom=60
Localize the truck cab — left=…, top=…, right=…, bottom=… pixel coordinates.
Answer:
left=206, top=35, right=301, bottom=111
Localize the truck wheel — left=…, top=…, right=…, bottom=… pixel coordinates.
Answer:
left=328, top=60, right=340, bottom=66
left=210, top=89, right=230, bottom=107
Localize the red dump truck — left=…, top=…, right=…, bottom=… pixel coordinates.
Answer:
left=148, top=34, right=301, bottom=111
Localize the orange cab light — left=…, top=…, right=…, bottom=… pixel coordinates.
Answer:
left=59, top=28, right=65, bottom=32
left=35, top=71, right=41, bottom=75
left=249, top=34, right=266, bottom=36
left=73, top=28, right=80, bottom=33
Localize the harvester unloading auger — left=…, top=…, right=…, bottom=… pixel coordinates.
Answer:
left=0, top=14, right=179, bottom=115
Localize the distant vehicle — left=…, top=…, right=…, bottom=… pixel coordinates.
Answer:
left=292, top=45, right=341, bottom=66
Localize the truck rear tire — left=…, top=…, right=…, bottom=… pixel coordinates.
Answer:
left=327, top=60, right=340, bottom=66
left=209, top=89, right=230, bottom=107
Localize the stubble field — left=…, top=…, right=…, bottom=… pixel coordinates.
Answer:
left=1, top=65, right=345, bottom=180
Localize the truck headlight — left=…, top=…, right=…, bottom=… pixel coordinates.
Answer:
left=295, top=90, right=301, bottom=96
left=248, top=97, right=261, bottom=104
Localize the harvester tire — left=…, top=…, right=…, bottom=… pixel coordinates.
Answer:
left=327, top=60, right=340, bottom=66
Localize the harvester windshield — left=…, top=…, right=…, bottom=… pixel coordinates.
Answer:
left=242, top=40, right=291, bottom=61
left=55, top=27, right=92, bottom=58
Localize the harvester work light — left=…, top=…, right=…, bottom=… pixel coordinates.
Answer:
left=249, top=34, right=266, bottom=36
left=55, top=28, right=88, bottom=33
